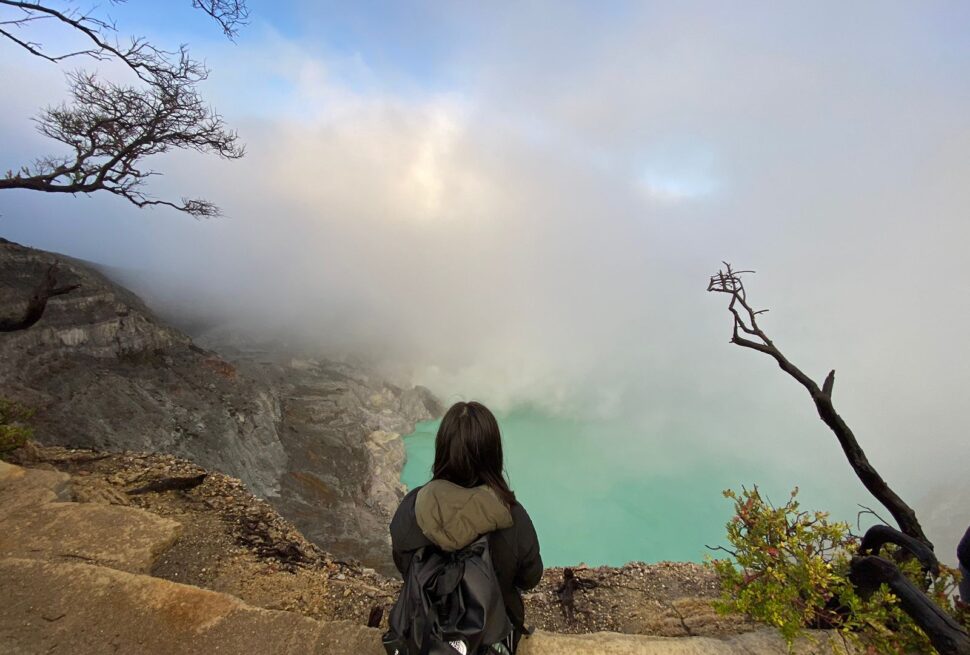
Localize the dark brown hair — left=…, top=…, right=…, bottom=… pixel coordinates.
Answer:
left=431, top=401, right=516, bottom=507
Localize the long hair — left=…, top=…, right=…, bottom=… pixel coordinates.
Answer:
left=431, top=401, right=516, bottom=507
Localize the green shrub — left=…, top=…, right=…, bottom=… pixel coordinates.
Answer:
left=707, top=486, right=965, bottom=654
left=0, top=398, right=34, bottom=454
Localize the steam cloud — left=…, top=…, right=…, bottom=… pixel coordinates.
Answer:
left=2, top=3, right=969, bottom=558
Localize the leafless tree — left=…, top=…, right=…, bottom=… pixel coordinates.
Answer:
left=707, top=262, right=929, bottom=547
left=0, top=262, right=78, bottom=332
left=708, top=263, right=970, bottom=654
left=0, top=0, right=248, bottom=217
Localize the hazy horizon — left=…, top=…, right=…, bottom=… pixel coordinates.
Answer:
left=2, top=2, right=968, bottom=560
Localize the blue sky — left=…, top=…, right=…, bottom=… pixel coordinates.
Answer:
left=98, top=0, right=481, bottom=94
left=2, top=2, right=970, bottom=555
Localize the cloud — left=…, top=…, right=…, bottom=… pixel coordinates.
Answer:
left=2, top=2, right=970, bottom=557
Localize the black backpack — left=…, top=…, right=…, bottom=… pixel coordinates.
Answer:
left=382, top=535, right=514, bottom=655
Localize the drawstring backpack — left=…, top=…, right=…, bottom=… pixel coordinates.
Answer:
left=382, top=535, right=514, bottom=655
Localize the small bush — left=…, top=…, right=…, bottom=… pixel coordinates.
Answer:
left=0, top=399, right=34, bottom=454
left=707, top=486, right=965, bottom=654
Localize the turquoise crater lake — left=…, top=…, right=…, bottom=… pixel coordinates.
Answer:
left=401, top=408, right=865, bottom=568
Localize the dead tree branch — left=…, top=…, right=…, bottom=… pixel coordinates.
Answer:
left=0, top=70, right=243, bottom=217
left=0, top=1, right=203, bottom=85
left=707, top=264, right=969, bottom=652
left=0, top=263, right=79, bottom=332
left=850, top=525, right=970, bottom=655
left=0, top=0, right=247, bottom=216
left=127, top=473, right=207, bottom=495
left=859, top=524, right=939, bottom=577
left=707, top=263, right=931, bottom=549
left=192, top=0, right=249, bottom=39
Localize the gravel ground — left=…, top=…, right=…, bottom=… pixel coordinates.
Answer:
left=9, top=443, right=753, bottom=637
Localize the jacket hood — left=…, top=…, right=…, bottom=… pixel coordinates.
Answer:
left=415, top=479, right=513, bottom=552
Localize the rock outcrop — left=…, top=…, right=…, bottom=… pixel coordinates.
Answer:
left=0, top=240, right=440, bottom=573
left=1, top=558, right=371, bottom=655
left=0, top=555, right=846, bottom=655
left=0, top=240, right=288, bottom=500
left=238, top=356, right=440, bottom=571
left=0, top=460, right=181, bottom=576
left=0, top=458, right=847, bottom=655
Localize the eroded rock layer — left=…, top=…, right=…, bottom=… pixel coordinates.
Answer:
left=0, top=240, right=439, bottom=572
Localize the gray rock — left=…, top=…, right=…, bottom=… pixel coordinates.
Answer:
left=0, top=240, right=441, bottom=574
left=0, top=241, right=288, bottom=501
left=231, top=354, right=439, bottom=573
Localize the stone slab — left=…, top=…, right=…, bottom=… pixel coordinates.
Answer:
left=0, top=460, right=70, bottom=519
left=518, top=628, right=847, bottom=654
left=0, top=558, right=329, bottom=655
left=0, top=500, right=181, bottom=573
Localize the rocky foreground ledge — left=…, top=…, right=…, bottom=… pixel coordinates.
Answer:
left=0, top=448, right=849, bottom=654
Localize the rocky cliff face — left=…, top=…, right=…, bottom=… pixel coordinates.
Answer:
left=216, top=351, right=441, bottom=571
left=0, top=239, right=440, bottom=573
left=0, top=239, right=288, bottom=500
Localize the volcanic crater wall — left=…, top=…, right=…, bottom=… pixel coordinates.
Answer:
left=0, top=239, right=440, bottom=573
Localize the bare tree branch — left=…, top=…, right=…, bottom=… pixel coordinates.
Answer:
left=858, top=524, right=940, bottom=577
left=0, top=1, right=193, bottom=85
left=0, top=23, right=102, bottom=63
left=0, top=263, right=79, bottom=332
left=850, top=525, right=970, bottom=655
left=708, top=266, right=968, bottom=650
left=192, top=0, right=249, bottom=39
left=0, top=70, right=243, bottom=217
left=856, top=503, right=892, bottom=532
left=0, top=0, right=248, bottom=216
left=707, top=263, right=932, bottom=549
